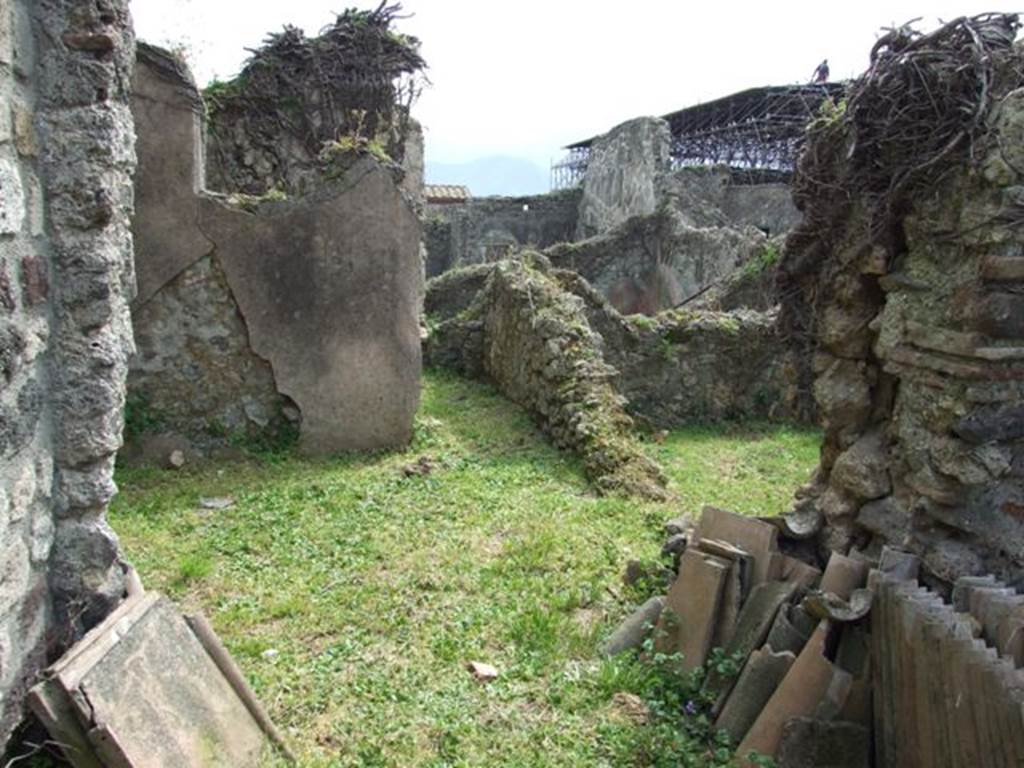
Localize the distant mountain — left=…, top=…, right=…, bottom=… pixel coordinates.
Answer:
left=426, top=155, right=549, bottom=197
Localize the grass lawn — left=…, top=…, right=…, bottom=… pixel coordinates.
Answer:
left=104, top=370, right=820, bottom=767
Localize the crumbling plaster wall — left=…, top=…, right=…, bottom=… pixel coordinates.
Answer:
left=129, top=46, right=288, bottom=444
left=0, top=0, right=136, bottom=744
left=423, top=189, right=581, bottom=278
left=781, top=76, right=1024, bottom=585
left=129, top=46, right=423, bottom=456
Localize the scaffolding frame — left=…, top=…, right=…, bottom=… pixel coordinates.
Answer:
left=551, top=84, right=844, bottom=189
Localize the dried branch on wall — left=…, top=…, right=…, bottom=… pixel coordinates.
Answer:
left=204, top=3, right=427, bottom=194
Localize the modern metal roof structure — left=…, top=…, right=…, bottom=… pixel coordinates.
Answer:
left=551, top=83, right=844, bottom=189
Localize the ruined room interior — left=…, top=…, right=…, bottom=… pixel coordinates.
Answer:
left=2, top=2, right=1024, bottom=766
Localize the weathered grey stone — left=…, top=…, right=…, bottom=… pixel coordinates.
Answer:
left=954, top=403, right=1024, bottom=445
left=551, top=206, right=766, bottom=316
left=776, top=718, right=870, bottom=768
left=664, top=516, right=691, bottom=537
left=661, top=533, right=688, bottom=559
left=829, top=429, right=891, bottom=501
left=975, top=292, right=1024, bottom=338
left=576, top=117, right=670, bottom=239
left=877, top=547, right=920, bottom=581
left=856, top=496, right=911, bottom=545
left=427, top=263, right=809, bottom=428
left=812, top=358, right=872, bottom=429
left=601, top=596, right=665, bottom=657
left=425, top=190, right=580, bottom=276
left=424, top=263, right=496, bottom=321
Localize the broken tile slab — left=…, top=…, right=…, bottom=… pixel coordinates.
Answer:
left=29, top=592, right=284, bottom=768
left=698, top=538, right=753, bottom=597
left=712, top=558, right=744, bottom=651
left=775, top=555, right=822, bottom=589
left=943, top=614, right=984, bottom=768
left=695, top=506, right=780, bottom=586
left=705, top=580, right=799, bottom=708
left=653, top=547, right=729, bottom=672
left=878, top=546, right=920, bottom=581
left=803, top=589, right=872, bottom=624
left=811, top=667, right=853, bottom=720
left=601, top=596, right=665, bottom=657
left=819, top=552, right=869, bottom=600
left=714, top=645, right=795, bottom=744
left=913, top=593, right=959, bottom=768
left=952, top=574, right=999, bottom=612
left=699, top=539, right=754, bottom=652
left=776, top=717, right=870, bottom=768
left=838, top=677, right=871, bottom=728
left=975, top=591, right=1024, bottom=648
left=993, top=659, right=1024, bottom=767
left=737, top=622, right=843, bottom=763
left=997, top=605, right=1024, bottom=666
left=765, top=603, right=814, bottom=656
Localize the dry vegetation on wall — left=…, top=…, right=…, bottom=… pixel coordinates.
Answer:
left=780, top=13, right=1024, bottom=445
left=787, top=13, right=1022, bottom=274
left=779, top=13, right=1024, bottom=573
left=204, top=3, right=426, bottom=192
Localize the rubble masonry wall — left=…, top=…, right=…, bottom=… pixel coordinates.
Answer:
left=0, top=0, right=136, bottom=743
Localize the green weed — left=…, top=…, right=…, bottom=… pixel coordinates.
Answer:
left=108, top=370, right=818, bottom=766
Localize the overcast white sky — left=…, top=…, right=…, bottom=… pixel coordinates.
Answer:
left=130, top=1, right=1019, bottom=170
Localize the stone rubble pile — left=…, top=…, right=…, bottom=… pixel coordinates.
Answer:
left=608, top=505, right=1024, bottom=766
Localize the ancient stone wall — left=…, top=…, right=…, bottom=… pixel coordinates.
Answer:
left=203, top=9, right=425, bottom=199
left=550, top=122, right=798, bottom=316
left=423, top=189, right=580, bottom=278
left=130, top=46, right=423, bottom=457
left=425, top=262, right=810, bottom=435
left=658, top=165, right=800, bottom=236
left=546, top=208, right=768, bottom=316
left=553, top=272, right=809, bottom=425
left=576, top=117, right=669, bottom=239
left=780, top=26, right=1024, bottom=585
left=0, top=0, right=136, bottom=744
left=425, top=258, right=667, bottom=498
